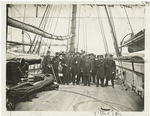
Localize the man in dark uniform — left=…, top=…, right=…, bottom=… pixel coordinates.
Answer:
left=61, top=53, right=71, bottom=85
left=105, top=54, right=116, bottom=88
left=52, top=52, right=60, bottom=83
left=81, top=54, right=92, bottom=86
left=72, top=52, right=81, bottom=85
left=80, top=52, right=85, bottom=83
left=69, top=52, right=74, bottom=83
left=42, top=51, right=52, bottom=74
left=90, top=53, right=96, bottom=83
left=96, top=55, right=105, bottom=87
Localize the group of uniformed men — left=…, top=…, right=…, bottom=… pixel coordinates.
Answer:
left=42, top=50, right=116, bottom=88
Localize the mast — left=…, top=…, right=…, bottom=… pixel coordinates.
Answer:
left=104, top=5, right=121, bottom=57
left=69, top=5, right=77, bottom=52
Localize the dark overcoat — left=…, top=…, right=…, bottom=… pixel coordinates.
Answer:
left=72, top=56, right=81, bottom=75
left=61, top=57, right=71, bottom=75
left=91, top=58, right=96, bottom=75
left=96, top=59, right=105, bottom=78
left=105, top=59, right=116, bottom=78
left=82, top=59, right=91, bottom=76
left=51, top=56, right=59, bottom=69
left=43, top=55, right=52, bottom=74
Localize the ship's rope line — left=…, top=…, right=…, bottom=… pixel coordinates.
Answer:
left=84, top=4, right=88, bottom=53
left=22, top=5, right=26, bottom=53
left=107, top=6, right=125, bottom=82
left=49, top=4, right=62, bottom=52
left=44, top=5, right=57, bottom=55
left=53, top=5, right=62, bottom=34
left=76, top=5, right=81, bottom=52
left=35, top=7, right=51, bottom=54
left=34, top=6, right=51, bottom=53
left=39, top=5, right=52, bottom=52
left=23, top=5, right=26, bottom=22
left=96, top=5, right=109, bottom=54
left=28, top=5, right=49, bottom=53
left=124, top=7, right=134, bottom=34
left=47, top=5, right=58, bottom=51
left=38, top=6, right=57, bottom=54
left=66, top=5, right=71, bottom=52
left=108, top=6, right=117, bottom=41
left=37, top=5, right=52, bottom=54
left=43, top=5, right=56, bottom=55
left=82, top=5, right=86, bottom=52
left=84, top=6, right=86, bottom=52
left=13, top=5, right=23, bottom=17
left=32, top=5, right=50, bottom=53
left=48, top=5, right=62, bottom=52
left=120, top=7, right=137, bottom=42
left=25, top=6, right=45, bottom=24
left=20, top=5, right=47, bottom=29
left=104, top=5, right=120, bottom=56
left=29, top=5, right=49, bottom=53
left=42, top=5, right=53, bottom=55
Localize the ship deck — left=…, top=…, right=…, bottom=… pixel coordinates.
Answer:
left=15, top=78, right=144, bottom=111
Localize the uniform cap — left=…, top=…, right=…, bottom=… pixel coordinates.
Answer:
left=100, top=55, right=103, bottom=58
left=56, top=52, right=59, bottom=55
left=47, top=51, right=50, bottom=54
left=75, top=52, right=80, bottom=55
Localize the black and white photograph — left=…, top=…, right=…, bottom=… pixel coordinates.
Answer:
left=1, top=1, right=150, bottom=116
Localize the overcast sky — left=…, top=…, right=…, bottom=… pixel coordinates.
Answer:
left=7, top=4, right=145, bottom=55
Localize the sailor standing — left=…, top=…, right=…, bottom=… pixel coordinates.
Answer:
left=42, top=51, right=52, bottom=74
left=96, top=55, right=105, bottom=87
left=105, top=54, right=116, bottom=88
left=61, top=53, right=71, bottom=85
left=80, top=52, right=85, bottom=83
left=52, top=52, right=60, bottom=83
left=82, top=54, right=92, bottom=86
left=72, top=52, right=82, bottom=85
left=90, top=53, right=96, bottom=84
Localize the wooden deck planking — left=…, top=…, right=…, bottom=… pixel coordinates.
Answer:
left=15, top=80, right=144, bottom=111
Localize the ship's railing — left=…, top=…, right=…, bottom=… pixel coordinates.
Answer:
left=115, top=60, right=144, bottom=98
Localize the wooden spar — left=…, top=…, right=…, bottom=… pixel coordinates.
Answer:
left=104, top=5, right=121, bottom=57
left=69, top=5, right=77, bottom=52
left=8, top=17, right=73, bottom=40
left=7, top=41, right=31, bottom=46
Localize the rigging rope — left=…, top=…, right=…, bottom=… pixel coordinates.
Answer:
left=48, top=5, right=62, bottom=52
left=28, top=5, right=49, bottom=53
left=43, top=5, right=56, bottom=54
left=13, top=5, right=23, bottom=17
left=124, top=7, right=134, bottom=34
left=76, top=5, right=81, bottom=52
left=108, top=6, right=117, bottom=40
left=22, top=5, right=26, bottom=53
left=120, top=7, right=137, bottom=42
left=108, top=6, right=125, bottom=80
left=104, top=5, right=120, bottom=57
left=26, top=6, right=46, bottom=24
left=96, top=5, right=109, bottom=54
left=37, top=5, right=52, bottom=54
left=82, top=5, right=86, bottom=52
left=46, top=5, right=58, bottom=53
left=84, top=4, right=88, bottom=53
left=32, top=5, right=50, bottom=53
left=66, top=5, right=71, bottom=52
left=33, top=5, right=51, bottom=53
